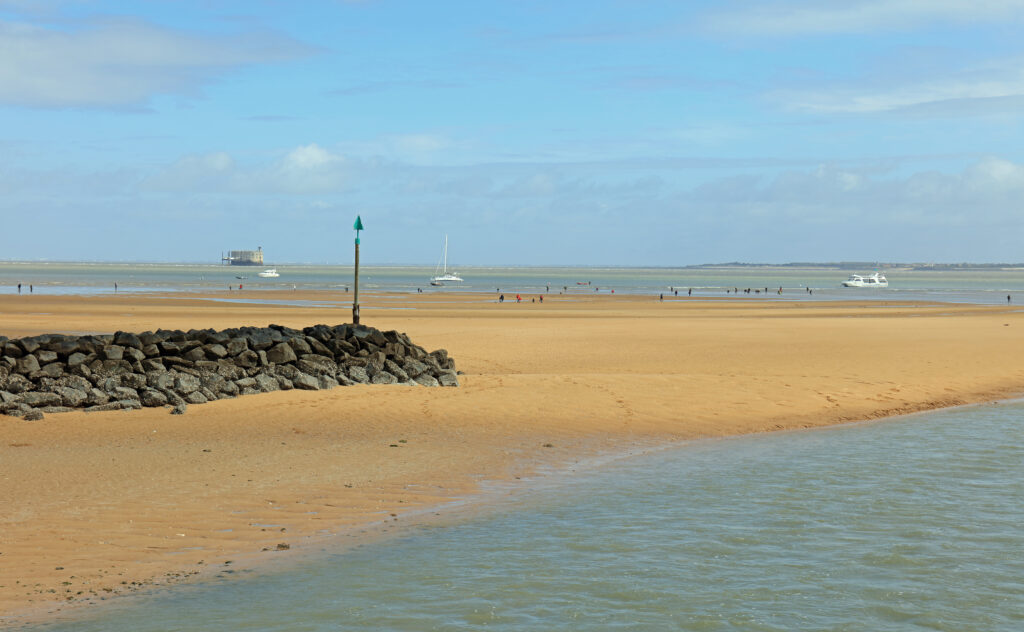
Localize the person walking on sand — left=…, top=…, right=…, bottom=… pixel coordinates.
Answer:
left=17, top=283, right=21, bottom=294
left=516, top=294, right=521, bottom=303
left=660, top=293, right=664, bottom=301
left=1008, top=295, right=1012, bottom=304
left=499, top=294, right=504, bottom=303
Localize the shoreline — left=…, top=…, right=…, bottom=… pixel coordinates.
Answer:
left=3, top=291, right=1024, bottom=626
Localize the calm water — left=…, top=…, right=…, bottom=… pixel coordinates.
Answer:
left=3, top=261, right=1024, bottom=304
left=31, top=403, right=1024, bottom=631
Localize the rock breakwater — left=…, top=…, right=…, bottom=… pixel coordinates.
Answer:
left=0, top=323, right=458, bottom=420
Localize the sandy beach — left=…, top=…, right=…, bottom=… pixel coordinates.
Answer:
left=2, top=290, right=1024, bottom=625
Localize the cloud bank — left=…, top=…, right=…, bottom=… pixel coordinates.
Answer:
left=0, top=18, right=314, bottom=107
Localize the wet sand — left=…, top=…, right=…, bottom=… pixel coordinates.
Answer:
left=3, top=290, right=1024, bottom=624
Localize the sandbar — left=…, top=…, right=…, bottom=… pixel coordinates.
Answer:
left=2, top=290, right=1023, bottom=624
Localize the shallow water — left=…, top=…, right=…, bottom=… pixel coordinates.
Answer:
left=31, top=403, right=1024, bottom=631
left=4, top=261, right=1024, bottom=304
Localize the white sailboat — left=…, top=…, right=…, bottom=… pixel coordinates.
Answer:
left=430, top=235, right=463, bottom=286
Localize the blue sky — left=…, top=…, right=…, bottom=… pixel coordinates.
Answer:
left=3, top=0, right=1024, bottom=265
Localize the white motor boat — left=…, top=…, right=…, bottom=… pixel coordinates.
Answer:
left=258, top=269, right=280, bottom=278
left=430, top=235, right=462, bottom=286
left=842, top=272, right=887, bottom=288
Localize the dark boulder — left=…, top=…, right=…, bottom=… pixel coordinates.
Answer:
left=266, top=342, right=297, bottom=365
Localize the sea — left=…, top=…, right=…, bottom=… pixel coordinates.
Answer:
left=25, top=402, right=1024, bottom=631
left=3, top=261, right=1024, bottom=305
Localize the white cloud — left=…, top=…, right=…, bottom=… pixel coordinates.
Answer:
left=0, top=18, right=313, bottom=108
left=282, top=144, right=340, bottom=170
left=770, top=54, right=1024, bottom=114
left=703, top=0, right=1024, bottom=37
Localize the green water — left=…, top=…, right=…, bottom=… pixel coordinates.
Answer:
left=27, top=403, right=1024, bottom=631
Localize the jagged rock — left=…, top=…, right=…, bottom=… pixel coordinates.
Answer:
left=162, top=356, right=194, bottom=369
left=170, top=402, right=187, bottom=415
left=84, top=401, right=126, bottom=412
left=401, top=358, right=429, bottom=378
left=437, top=370, right=460, bottom=387
left=205, top=344, right=228, bottom=359
left=287, top=336, right=312, bottom=356
left=266, top=342, right=297, bottom=365
left=147, top=372, right=174, bottom=391
left=247, top=330, right=276, bottom=351
left=183, top=347, right=207, bottom=363
left=1, top=401, right=30, bottom=416
left=142, top=358, right=166, bottom=372
left=254, top=374, right=279, bottom=393
left=36, top=349, right=58, bottom=364
left=19, top=337, right=41, bottom=355
left=384, top=359, right=409, bottom=382
left=113, top=331, right=143, bottom=350
left=371, top=371, right=398, bottom=385
left=174, top=373, right=201, bottom=395
left=40, top=406, right=73, bottom=414
left=67, top=352, right=88, bottom=368
left=102, top=345, right=125, bottom=361
left=306, top=337, right=332, bottom=357
left=53, top=386, right=89, bottom=407
left=185, top=391, right=208, bottom=405
left=318, top=375, right=339, bottom=390
left=4, top=374, right=31, bottom=394
left=111, top=386, right=139, bottom=402
left=35, top=363, right=65, bottom=379
left=22, top=391, right=61, bottom=408
left=226, top=338, right=248, bottom=356
left=273, top=364, right=299, bottom=380
left=235, top=350, right=259, bottom=368
left=292, top=373, right=320, bottom=390
left=122, top=373, right=148, bottom=390
left=16, top=355, right=40, bottom=375
left=297, top=354, right=337, bottom=376
left=347, top=365, right=370, bottom=383
left=23, top=409, right=44, bottom=421
left=413, top=373, right=440, bottom=387
left=140, top=389, right=168, bottom=407
left=86, top=388, right=109, bottom=406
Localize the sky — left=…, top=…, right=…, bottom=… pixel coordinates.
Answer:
left=3, top=0, right=1024, bottom=266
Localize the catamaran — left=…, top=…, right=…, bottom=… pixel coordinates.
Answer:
left=430, top=235, right=463, bottom=286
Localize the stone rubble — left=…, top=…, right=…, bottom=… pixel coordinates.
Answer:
left=0, top=323, right=459, bottom=420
